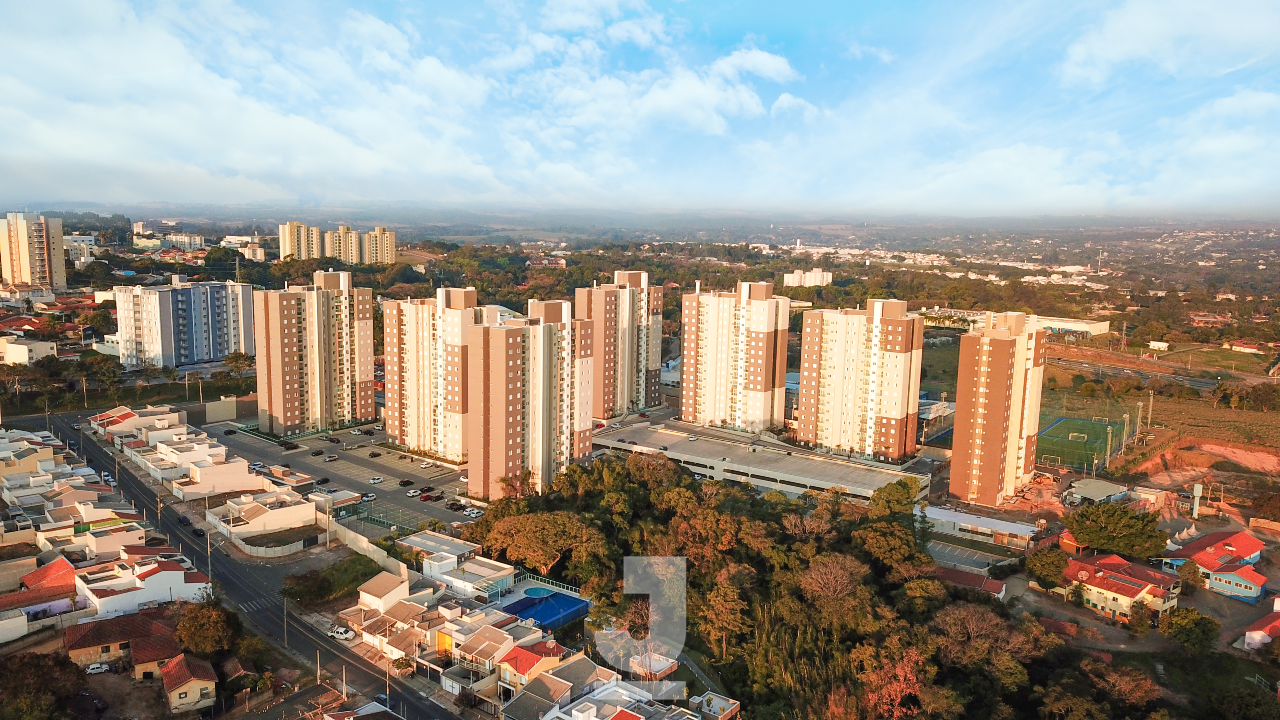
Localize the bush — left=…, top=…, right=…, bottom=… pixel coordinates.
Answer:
left=283, top=555, right=381, bottom=607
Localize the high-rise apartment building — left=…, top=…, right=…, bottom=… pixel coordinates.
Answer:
left=794, top=300, right=923, bottom=462
left=1, top=213, right=66, bottom=289
left=680, top=281, right=790, bottom=432
left=278, top=222, right=396, bottom=264
left=114, top=278, right=254, bottom=370
left=950, top=312, right=1047, bottom=507
left=574, top=271, right=663, bottom=419
left=383, top=289, right=593, bottom=500
left=254, top=271, right=375, bottom=437
left=279, top=222, right=325, bottom=261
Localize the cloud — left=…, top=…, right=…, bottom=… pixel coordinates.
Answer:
left=709, top=48, right=800, bottom=83
left=1062, top=0, right=1280, bottom=84
left=605, top=16, right=667, bottom=47
left=539, top=0, right=644, bottom=32
left=846, top=40, right=894, bottom=63
left=770, top=93, right=818, bottom=121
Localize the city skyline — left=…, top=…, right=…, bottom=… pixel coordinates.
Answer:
left=3, top=1, right=1280, bottom=216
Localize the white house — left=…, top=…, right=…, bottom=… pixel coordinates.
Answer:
left=75, top=558, right=211, bottom=618
left=206, top=490, right=316, bottom=539
left=1242, top=598, right=1280, bottom=650
left=170, top=458, right=271, bottom=500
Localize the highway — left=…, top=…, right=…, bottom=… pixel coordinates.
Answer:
left=23, top=410, right=457, bottom=720
left=1047, top=358, right=1221, bottom=390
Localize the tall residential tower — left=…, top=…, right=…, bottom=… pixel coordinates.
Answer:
left=794, top=300, right=924, bottom=462
left=114, top=278, right=254, bottom=370
left=1, top=213, right=66, bottom=289
left=574, top=271, right=663, bottom=419
left=950, top=312, right=1047, bottom=507
left=254, top=271, right=375, bottom=436
left=680, top=281, right=790, bottom=432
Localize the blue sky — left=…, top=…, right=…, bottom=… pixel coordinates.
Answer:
left=2, top=0, right=1279, bottom=215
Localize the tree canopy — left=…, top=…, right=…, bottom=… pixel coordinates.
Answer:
left=1062, top=503, right=1168, bottom=558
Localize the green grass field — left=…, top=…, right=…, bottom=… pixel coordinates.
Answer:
left=1037, top=416, right=1129, bottom=470
left=921, top=344, right=961, bottom=398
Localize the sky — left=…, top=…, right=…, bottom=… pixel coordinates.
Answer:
left=2, top=0, right=1279, bottom=216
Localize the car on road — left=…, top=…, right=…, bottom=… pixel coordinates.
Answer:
left=369, top=476, right=383, bottom=484
left=324, top=454, right=338, bottom=462
left=350, top=429, right=363, bottom=435
left=610, top=423, right=621, bottom=429
left=374, top=424, right=385, bottom=431
left=105, top=478, right=118, bottom=488
left=419, top=462, right=432, bottom=469
left=317, top=477, right=331, bottom=485
left=398, top=479, right=414, bottom=487
left=72, top=424, right=82, bottom=430
left=223, top=429, right=237, bottom=435
left=328, top=437, right=341, bottom=444
left=361, top=493, right=377, bottom=502
left=406, top=489, right=421, bottom=498
left=326, top=626, right=355, bottom=641
left=362, top=429, right=375, bottom=436
left=310, top=450, right=324, bottom=456
left=639, top=413, right=649, bottom=418
left=658, top=445, right=668, bottom=451
left=85, top=663, right=110, bottom=675
left=178, top=516, right=192, bottom=526
left=192, top=528, right=206, bottom=537
left=398, top=454, right=407, bottom=460
left=374, top=694, right=388, bottom=706
left=368, top=451, right=381, bottom=458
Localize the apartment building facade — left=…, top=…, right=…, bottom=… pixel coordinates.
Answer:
left=114, top=279, right=254, bottom=370
left=0, top=212, right=66, bottom=289
left=383, top=290, right=593, bottom=500
left=574, top=271, right=663, bottom=419
left=680, top=281, right=790, bottom=432
left=794, top=300, right=924, bottom=462
left=278, top=222, right=396, bottom=264
left=949, top=312, right=1047, bottom=507
left=254, top=271, right=375, bottom=436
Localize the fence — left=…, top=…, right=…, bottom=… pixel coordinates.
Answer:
left=327, top=516, right=420, bottom=581
left=1037, top=415, right=1137, bottom=472
left=225, top=533, right=311, bottom=559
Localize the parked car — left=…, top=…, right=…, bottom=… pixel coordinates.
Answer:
left=406, top=489, right=421, bottom=498
left=317, top=477, right=331, bottom=485
left=398, top=479, right=414, bottom=487
left=368, top=451, right=381, bottom=458
left=362, top=493, right=377, bottom=502
left=374, top=424, right=385, bottom=431
left=325, top=454, right=339, bottom=462
left=326, top=626, right=355, bottom=641
left=418, top=493, right=433, bottom=502
left=419, top=462, right=432, bottom=469
left=445, top=502, right=465, bottom=512
left=639, top=413, right=649, bottom=418
left=85, top=663, right=110, bottom=675
left=610, top=423, right=621, bottom=429
left=192, top=528, right=206, bottom=537
left=398, top=454, right=408, bottom=460
left=369, top=476, right=383, bottom=484
left=422, top=486, right=435, bottom=493
left=281, top=442, right=300, bottom=451
left=328, top=437, right=341, bottom=444
left=310, top=450, right=325, bottom=457
left=363, top=429, right=375, bottom=436
left=223, top=429, right=237, bottom=436
left=105, top=478, right=118, bottom=488
left=658, top=445, right=668, bottom=451
left=178, top=516, right=192, bottom=527
left=350, top=429, right=363, bottom=435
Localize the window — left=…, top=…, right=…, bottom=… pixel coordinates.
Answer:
left=101, top=646, right=110, bottom=654
left=179, top=692, right=188, bottom=700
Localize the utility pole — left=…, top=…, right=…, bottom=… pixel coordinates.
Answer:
left=235, top=255, right=241, bottom=283
left=283, top=596, right=288, bottom=648
left=343, top=666, right=347, bottom=699
left=317, top=650, right=321, bottom=686
left=1148, top=389, right=1154, bottom=429
left=1137, top=402, right=1144, bottom=436
left=1122, top=413, right=1130, bottom=448
left=1106, top=426, right=1113, bottom=466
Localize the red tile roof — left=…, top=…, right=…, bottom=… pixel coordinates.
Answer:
left=608, top=711, right=644, bottom=720
left=1066, top=554, right=1178, bottom=599
left=1220, top=564, right=1268, bottom=586
left=525, top=639, right=566, bottom=658
left=130, top=633, right=182, bottom=665
left=185, top=571, right=210, bottom=584
left=137, top=560, right=186, bottom=580
left=500, top=646, right=545, bottom=676
left=161, top=653, right=218, bottom=692
left=1247, top=612, right=1280, bottom=636
left=1168, top=531, right=1266, bottom=572
left=65, top=611, right=173, bottom=651
left=22, top=556, right=75, bottom=592
left=934, top=567, right=1006, bottom=597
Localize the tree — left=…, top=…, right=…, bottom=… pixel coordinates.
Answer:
left=1062, top=503, right=1167, bottom=558
left=1026, top=548, right=1069, bottom=588
left=1128, top=600, right=1151, bottom=637
left=173, top=603, right=234, bottom=656
left=1177, top=560, right=1204, bottom=596
left=485, top=512, right=609, bottom=576
left=1205, top=684, right=1280, bottom=720
left=1158, top=606, right=1220, bottom=654
left=427, top=518, right=448, bottom=534
left=236, top=635, right=270, bottom=667
left=223, top=351, right=254, bottom=379
left=699, top=582, right=750, bottom=659
left=392, top=657, right=415, bottom=675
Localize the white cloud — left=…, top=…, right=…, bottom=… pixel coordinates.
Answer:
left=605, top=16, right=667, bottom=47
left=539, top=0, right=644, bottom=32
left=770, top=93, right=818, bottom=121
left=1062, top=0, right=1280, bottom=84
left=710, top=48, right=799, bottom=83
left=846, top=40, right=894, bottom=63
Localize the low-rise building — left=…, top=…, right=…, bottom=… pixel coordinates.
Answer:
left=162, top=653, right=218, bottom=713
left=1162, top=531, right=1267, bottom=603
left=171, top=458, right=271, bottom=500
left=90, top=406, right=187, bottom=440
left=75, top=558, right=211, bottom=618
left=1059, top=554, right=1180, bottom=623
left=0, top=336, right=57, bottom=365
left=915, top=505, right=1040, bottom=550
left=206, top=490, right=316, bottom=539
left=395, top=530, right=516, bottom=601
left=691, top=693, right=741, bottom=720
left=64, top=609, right=176, bottom=667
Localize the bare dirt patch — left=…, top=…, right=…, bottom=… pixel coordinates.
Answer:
left=0, top=542, right=40, bottom=561
left=83, top=669, right=169, bottom=720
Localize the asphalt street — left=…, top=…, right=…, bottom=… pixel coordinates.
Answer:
left=23, top=410, right=458, bottom=720
left=1048, top=358, right=1220, bottom=390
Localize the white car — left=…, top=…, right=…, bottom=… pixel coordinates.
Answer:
left=350, top=429, right=363, bottom=435
left=85, top=663, right=110, bottom=675
left=374, top=424, right=385, bottom=431
left=464, top=508, right=484, bottom=518
left=105, top=478, right=118, bottom=488
left=362, top=493, right=377, bottom=502
left=610, top=423, right=621, bottom=429
left=327, top=627, right=356, bottom=641
left=419, top=462, right=432, bottom=469
left=72, top=424, right=82, bottom=430
left=406, top=489, right=421, bottom=498
left=369, top=476, right=383, bottom=484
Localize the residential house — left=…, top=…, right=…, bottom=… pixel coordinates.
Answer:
left=63, top=609, right=175, bottom=667
left=89, top=406, right=187, bottom=440
left=358, top=572, right=410, bottom=613
left=206, top=490, right=316, bottom=539
left=690, top=693, right=741, bottom=720
left=171, top=458, right=270, bottom=500
left=1162, top=531, right=1267, bottom=603
left=75, top=558, right=211, bottom=618
left=162, top=653, right=218, bottom=713
left=395, top=529, right=516, bottom=601
left=628, top=653, right=678, bottom=681
left=933, top=567, right=1007, bottom=600
left=0, top=556, right=77, bottom=616
left=497, top=640, right=568, bottom=702
left=1061, top=554, right=1181, bottom=623
left=131, top=632, right=183, bottom=680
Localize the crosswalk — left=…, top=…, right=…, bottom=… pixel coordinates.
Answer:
left=238, top=597, right=277, bottom=613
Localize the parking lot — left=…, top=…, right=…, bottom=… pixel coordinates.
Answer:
left=926, top=539, right=1009, bottom=572
left=210, top=424, right=481, bottom=533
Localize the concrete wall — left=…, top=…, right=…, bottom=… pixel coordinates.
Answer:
left=0, top=556, right=38, bottom=593
left=324, top=515, right=420, bottom=581
left=0, top=611, right=27, bottom=645
left=0, top=529, right=37, bottom=546
left=226, top=533, right=307, bottom=558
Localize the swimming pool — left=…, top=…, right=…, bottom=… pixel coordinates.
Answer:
left=524, top=586, right=555, bottom=598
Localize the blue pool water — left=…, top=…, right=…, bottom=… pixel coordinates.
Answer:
left=524, top=586, right=554, bottom=598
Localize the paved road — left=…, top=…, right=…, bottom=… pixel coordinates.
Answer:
left=212, top=428, right=476, bottom=531
left=1048, top=358, right=1220, bottom=390
left=27, top=410, right=458, bottom=720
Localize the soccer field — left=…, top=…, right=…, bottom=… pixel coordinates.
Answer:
left=1037, top=415, right=1128, bottom=470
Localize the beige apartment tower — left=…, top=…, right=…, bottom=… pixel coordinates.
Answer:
left=254, top=271, right=376, bottom=437
left=278, top=222, right=396, bottom=264
left=1, top=213, right=66, bottom=289
left=795, top=300, right=924, bottom=462
left=574, top=271, right=663, bottom=419
left=383, top=290, right=593, bottom=501
left=950, top=312, right=1047, bottom=507
left=680, top=281, right=790, bottom=432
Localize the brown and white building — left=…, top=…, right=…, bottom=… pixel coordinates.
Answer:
left=278, top=222, right=396, bottom=264
left=254, top=270, right=376, bottom=436
left=949, top=311, right=1047, bottom=507
left=794, top=300, right=924, bottom=462
left=1, top=212, right=66, bottom=290
left=574, top=271, right=663, bottom=419
left=680, top=281, right=789, bottom=432
left=383, top=290, right=593, bottom=500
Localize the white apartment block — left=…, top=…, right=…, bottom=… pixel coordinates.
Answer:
left=279, top=221, right=325, bottom=261
left=680, top=281, right=790, bottom=433
left=114, top=278, right=254, bottom=370
left=1, top=212, right=66, bottom=289
left=781, top=268, right=833, bottom=287
left=950, top=312, right=1047, bottom=507
left=794, top=300, right=924, bottom=462
left=254, top=271, right=376, bottom=436
left=574, top=271, right=664, bottom=419
left=278, top=222, right=395, bottom=264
